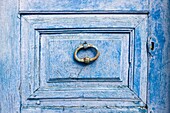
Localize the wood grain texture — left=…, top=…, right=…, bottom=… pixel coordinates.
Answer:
left=27, top=86, right=138, bottom=99
left=0, top=0, right=169, bottom=113
left=0, top=0, right=20, bottom=113
left=20, top=0, right=148, bottom=11
left=20, top=14, right=148, bottom=112
left=41, top=33, right=128, bottom=82
left=148, top=0, right=170, bottom=113
left=22, top=107, right=147, bottom=113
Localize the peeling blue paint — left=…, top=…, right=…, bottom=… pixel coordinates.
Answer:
left=0, top=0, right=169, bottom=113
left=152, top=9, right=161, bottom=20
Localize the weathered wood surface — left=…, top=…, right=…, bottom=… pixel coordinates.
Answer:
left=0, top=0, right=169, bottom=113
left=28, top=86, right=138, bottom=99
left=20, top=14, right=148, bottom=112
left=148, top=0, right=170, bottom=113
left=22, top=107, right=147, bottom=113
left=20, top=0, right=148, bottom=11
left=0, top=0, right=20, bottom=113
left=42, top=33, right=128, bottom=81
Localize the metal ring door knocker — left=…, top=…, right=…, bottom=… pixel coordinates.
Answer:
left=74, top=42, right=100, bottom=64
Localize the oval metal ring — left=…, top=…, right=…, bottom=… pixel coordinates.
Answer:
left=74, top=43, right=100, bottom=64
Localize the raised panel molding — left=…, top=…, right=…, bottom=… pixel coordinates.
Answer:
left=41, top=29, right=130, bottom=84
left=20, top=14, right=148, bottom=111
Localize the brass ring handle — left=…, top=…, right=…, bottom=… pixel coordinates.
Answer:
left=74, top=42, right=100, bottom=64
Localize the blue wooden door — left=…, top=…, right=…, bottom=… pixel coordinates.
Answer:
left=1, top=0, right=169, bottom=113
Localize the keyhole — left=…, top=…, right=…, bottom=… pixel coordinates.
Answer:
left=150, top=42, right=154, bottom=50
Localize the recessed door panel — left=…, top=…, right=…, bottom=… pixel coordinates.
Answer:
left=21, top=14, right=148, bottom=112
left=40, top=33, right=129, bottom=83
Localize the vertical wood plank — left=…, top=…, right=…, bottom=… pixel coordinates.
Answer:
left=148, top=0, right=170, bottom=112
left=0, top=0, right=20, bottom=113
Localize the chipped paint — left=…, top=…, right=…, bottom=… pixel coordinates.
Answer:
left=0, top=0, right=169, bottom=113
